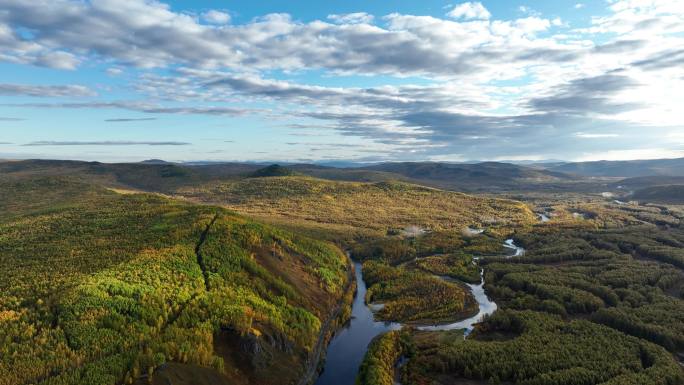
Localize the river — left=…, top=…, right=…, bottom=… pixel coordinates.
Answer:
left=314, top=239, right=525, bottom=385
left=313, top=262, right=401, bottom=385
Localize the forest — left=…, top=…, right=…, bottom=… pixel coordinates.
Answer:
left=1, top=161, right=683, bottom=385
left=356, top=196, right=684, bottom=385
left=0, top=175, right=351, bottom=385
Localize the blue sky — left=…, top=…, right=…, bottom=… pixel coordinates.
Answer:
left=0, top=0, right=682, bottom=163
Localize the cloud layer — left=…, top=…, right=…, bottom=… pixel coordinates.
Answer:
left=0, top=0, right=682, bottom=161
left=0, top=83, right=95, bottom=97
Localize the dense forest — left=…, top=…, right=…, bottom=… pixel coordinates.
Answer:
left=363, top=260, right=477, bottom=324
left=357, top=198, right=684, bottom=385
left=0, top=175, right=351, bottom=385
left=402, top=310, right=682, bottom=385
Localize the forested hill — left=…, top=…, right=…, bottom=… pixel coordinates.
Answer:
left=633, top=185, right=684, bottom=204
left=0, top=175, right=351, bottom=385
left=0, top=159, right=580, bottom=194
left=548, top=157, right=684, bottom=177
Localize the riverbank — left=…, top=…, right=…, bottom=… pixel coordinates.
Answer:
left=314, top=239, right=525, bottom=384
left=299, top=257, right=357, bottom=385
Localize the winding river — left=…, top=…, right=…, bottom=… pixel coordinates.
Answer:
left=314, top=239, right=525, bottom=385
left=314, top=262, right=401, bottom=385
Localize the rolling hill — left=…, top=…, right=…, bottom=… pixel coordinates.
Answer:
left=0, top=174, right=351, bottom=385
left=0, top=159, right=260, bottom=193
left=610, top=176, right=684, bottom=190
left=632, top=185, right=684, bottom=204
left=177, top=175, right=537, bottom=240
left=0, top=159, right=584, bottom=194
left=360, top=161, right=575, bottom=191
left=548, top=157, right=684, bottom=177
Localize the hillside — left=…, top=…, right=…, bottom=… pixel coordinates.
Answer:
left=632, top=185, right=684, bottom=204
left=0, top=159, right=587, bottom=195
left=549, top=158, right=684, bottom=177
left=361, top=162, right=575, bottom=191
left=249, top=164, right=298, bottom=178
left=0, top=175, right=351, bottom=385
left=178, top=176, right=537, bottom=239
left=0, top=159, right=261, bottom=193
left=610, top=176, right=684, bottom=190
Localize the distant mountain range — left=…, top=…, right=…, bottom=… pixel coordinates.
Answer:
left=546, top=158, right=684, bottom=177
left=177, top=157, right=684, bottom=179
left=5, top=157, right=684, bottom=193
left=358, top=161, right=575, bottom=191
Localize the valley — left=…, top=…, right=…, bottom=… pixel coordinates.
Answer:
left=1, top=159, right=683, bottom=385
left=3, top=1, right=683, bottom=384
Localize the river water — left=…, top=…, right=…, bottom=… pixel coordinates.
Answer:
left=415, top=269, right=497, bottom=334
left=314, top=262, right=401, bottom=385
left=314, top=240, right=524, bottom=385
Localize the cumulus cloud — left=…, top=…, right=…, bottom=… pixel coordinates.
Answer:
left=202, top=10, right=230, bottom=24
left=0, top=83, right=96, bottom=97
left=0, top=0, right=682, bottom=161
left=0, top=0, right=577, bottom=77
left=447, top=2, right=491, bottom=20
left=327, top=12, right=374, bottom=24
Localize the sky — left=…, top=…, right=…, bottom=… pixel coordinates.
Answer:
left=0, top=0, right=683, bottom=163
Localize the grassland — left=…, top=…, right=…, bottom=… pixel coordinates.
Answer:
left=0, top=175, right=351, bottom=385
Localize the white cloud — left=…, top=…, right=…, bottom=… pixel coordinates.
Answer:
left=202, top=10, right=230, bottom=25
left=327, top=12, right=374, bottom=24
left=447, top=2, right=491, bottom=20
left=0, top=0, right=682, bottom=160
left=574, top=132, right=620, bottom=138
left=575, top=3, right=585, bottom=9
left=514, top=17, right=551, bottom=35
left=35, top=51, right=80, bottom=70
